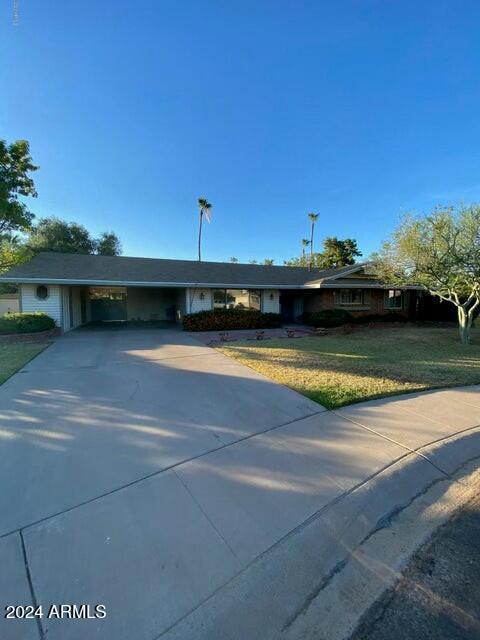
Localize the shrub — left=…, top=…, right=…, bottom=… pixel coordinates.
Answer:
left=183, top=308, right=282, bottom=332
left=303, top=309, right=353, bottom=328
left=0, top=312, right=56, bottom=335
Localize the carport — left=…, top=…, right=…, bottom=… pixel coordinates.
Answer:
left=88, top=286, right=180, bottom=323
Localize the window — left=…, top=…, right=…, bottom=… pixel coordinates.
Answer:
left=213, top=289, right=262, bottom=310
left=338, top=289, right=365, bottom=306
left=36, top=285, right=49, bottom=300
left=385, top=289, right=403, bottom=310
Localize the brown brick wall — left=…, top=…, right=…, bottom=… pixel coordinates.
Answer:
left=304, top=289, right=410, bottom=318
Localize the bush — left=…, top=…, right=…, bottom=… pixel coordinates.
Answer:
left=0, top=312, right=56, bottom=335
left=183, top=308, right=282, bottom=332
left=303, top=309, right=353, bottom=328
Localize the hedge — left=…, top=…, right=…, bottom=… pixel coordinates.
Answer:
left=183, top=308, right=282, bottom=332
left=0, top=312, right=56, bottom=335
left=303, top=309, right=353, bottom=328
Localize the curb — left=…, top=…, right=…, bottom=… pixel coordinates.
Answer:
left=161, top=429, right=480, bottom=640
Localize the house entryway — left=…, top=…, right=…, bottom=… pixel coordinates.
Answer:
left=280, top=292, right=305, bottom=323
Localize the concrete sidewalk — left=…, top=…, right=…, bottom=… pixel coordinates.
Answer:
left=0, top=330, right=479, bottom=640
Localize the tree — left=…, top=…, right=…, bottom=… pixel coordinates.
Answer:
left=375, top=206, right=480, bottom=345
left=0, top=139, right=38, bottom=238
left=284, top=237, right=362, bottom=268
left=263, top=258, right=274, bottom=265
left=197, top=198, right=212, bottom=261
left=29, top=218, right=96, bottom=254
left=319, top=237, right=362, bottom=268
left=249, top=259, right=258, bottom=264
left=97, top=231, right=122, bottom=256
left=301, top=238, right=310, bottom=258
left=0, top=235, right=33, bottom=273
left=28, top=217, right=122, bottom=256
left=308, top=212, right=319, bottom=269
left=229, top=257, right=239, bottom=263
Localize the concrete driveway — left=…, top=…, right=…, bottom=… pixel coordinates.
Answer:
left=1, top=327, right=480, bottom=640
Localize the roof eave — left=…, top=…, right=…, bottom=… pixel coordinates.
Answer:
left=320, top=282, right=425, bottom=290
left=0, top=277, right=313, bottom=289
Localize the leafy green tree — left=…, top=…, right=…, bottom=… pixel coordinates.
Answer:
left=319, top=237, right=362, bottom=268
left=28, top=217, right=122, bottom=256
left=249, top=259, right=258, bottom=264
left=229, top=256, right=239, bottom=263
left=97, top=231, right=122, bottom=256
left=263, top=258, right=274, bottom=265
left=0, top=139, right=38, bottom=238
left=375, top=206, right=480, bottom=344
left=29, top=218, right=96, bottom=254
left=197, top=197, right=212, bottom=261
left=0, top=235, right=33, bottom=274
left=285, top=237, right=361, bottom=268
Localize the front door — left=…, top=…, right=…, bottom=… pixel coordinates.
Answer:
left=280, top=292, right=295, bottom=322
left=293, top=297, right=304, bottom=322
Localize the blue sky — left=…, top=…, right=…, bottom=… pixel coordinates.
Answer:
left=1, top=1, right=480, bottom=263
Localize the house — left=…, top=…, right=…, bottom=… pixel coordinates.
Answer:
left=0, top=252, right=441, bottom=332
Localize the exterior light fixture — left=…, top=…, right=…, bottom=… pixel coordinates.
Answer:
left=200, top=292, right=205, bottom=300
left=269, top=293, right=274, bottom=301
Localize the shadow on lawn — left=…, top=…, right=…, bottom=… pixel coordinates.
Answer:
left=220, top=328, right=480, bottom=408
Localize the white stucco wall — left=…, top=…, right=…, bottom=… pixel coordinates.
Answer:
left=20, top=284, right=63, bottom=326
left=262, top=289, right=280, bottom=314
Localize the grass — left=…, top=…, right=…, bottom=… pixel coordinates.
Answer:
left=218, top=326, right=480, bottom=409
left=0, top=342, right=49, bottom=385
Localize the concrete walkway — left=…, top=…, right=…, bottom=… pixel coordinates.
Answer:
left=0, top=328, right=479, bottom=640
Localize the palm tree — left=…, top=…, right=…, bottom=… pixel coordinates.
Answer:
left=197, top=198, right=212, bottom=261
left=308, top=212, right=319, bottom=269
left=301, top=238, right=310, bottom=259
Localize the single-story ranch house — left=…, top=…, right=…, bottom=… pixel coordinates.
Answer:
left=0, top=252, right=450, bottom=332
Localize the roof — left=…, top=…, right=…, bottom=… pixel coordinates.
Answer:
left=0, top=252, right=367, bottom=289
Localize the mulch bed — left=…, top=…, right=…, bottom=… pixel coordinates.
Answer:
left=0, top=328, right=61, bottom=343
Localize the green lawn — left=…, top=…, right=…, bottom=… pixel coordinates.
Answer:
left=218, top=326, right=480, bottom=409
left=0, top=343, right=49, bottom=385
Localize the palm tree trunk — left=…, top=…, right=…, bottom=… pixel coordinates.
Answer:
left=309, top=222, right=314, bottom=270
left=198, top=211, right=203, bottom=261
